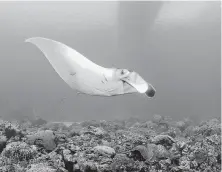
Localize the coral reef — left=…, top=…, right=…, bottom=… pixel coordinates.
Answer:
left=0, top=115, right=221, bottom=172
left=26, top=130, right=57, bottom=151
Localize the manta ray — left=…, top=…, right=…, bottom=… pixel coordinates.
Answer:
left=26, top=37, right=156, bottom=97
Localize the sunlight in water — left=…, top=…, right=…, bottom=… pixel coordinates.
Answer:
left=154, top=1, right=208, bottom=27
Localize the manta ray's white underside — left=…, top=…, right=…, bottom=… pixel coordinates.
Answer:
left=26, top=37, right=153, bottom=97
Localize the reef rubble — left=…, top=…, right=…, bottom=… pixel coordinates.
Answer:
left=0, top=116, right=221, bottom=172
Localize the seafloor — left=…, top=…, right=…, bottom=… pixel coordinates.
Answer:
left=0, top=115, right=221, bottom=172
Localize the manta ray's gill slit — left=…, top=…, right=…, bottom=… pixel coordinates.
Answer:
left=103, top=74, right=108, bottom=82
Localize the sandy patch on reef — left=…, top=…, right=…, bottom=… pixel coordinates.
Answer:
left=50, top=121, right=75, bottom=127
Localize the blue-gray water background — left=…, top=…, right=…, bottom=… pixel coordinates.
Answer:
left=0, top=1, right=220, bottom=123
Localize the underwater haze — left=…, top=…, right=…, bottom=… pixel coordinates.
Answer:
left=0, top=1, right=220, bottom=123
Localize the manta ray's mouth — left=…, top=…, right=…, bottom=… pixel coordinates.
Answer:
left=121, top=72, right=156, bottom=97
left=122, top=78, right=148, bottom=93
left=127, top=82, right=148, bottom=94
left=121, top=73, right=148, bottom=94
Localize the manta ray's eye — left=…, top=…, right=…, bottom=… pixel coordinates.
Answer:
left=121, top=69, right=129, bottom=76
left=115, top=69, right=129, bottom=79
